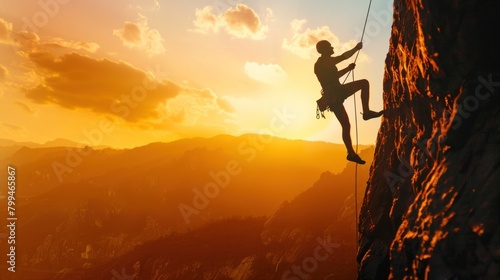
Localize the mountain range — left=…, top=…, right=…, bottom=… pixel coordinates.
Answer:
left=0, top=134, right=373, bottom=279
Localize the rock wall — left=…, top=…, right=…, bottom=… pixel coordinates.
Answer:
left=358, top=0, right=500, bottom=279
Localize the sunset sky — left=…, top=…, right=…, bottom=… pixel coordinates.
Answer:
left=0, top=0, right=393, bottom=148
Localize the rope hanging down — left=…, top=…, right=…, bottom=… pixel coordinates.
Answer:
left=343, top=0, right=374, bottom=257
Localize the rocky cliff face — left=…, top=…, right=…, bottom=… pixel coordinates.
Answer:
left=358, top=0, right=500, bottom=279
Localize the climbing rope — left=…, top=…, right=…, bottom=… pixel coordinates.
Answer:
left=341, top=0, right=374, bottom=259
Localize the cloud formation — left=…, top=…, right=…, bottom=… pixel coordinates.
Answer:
left=1, top=17, right=100, bottom=56
left=14, top=101, right=37, bottom=114
left=0, top=65, right=6, bottom=97
left=113, top=14, right=166, bottom=56
left=42, top=38, right=100, bottom=53
left=193, top=4, right=269, bottom=40
left=282, top=19, right=369, bottom=62
left=244, top=62, right=287, bottom=84
left=18, top=43, right=233, bottom=128
left=0, top=18, right=12, bottom=43
left=2, top=17, right=234, bottom=134
left=165, top=88, right=234, bottom=126
left=0, top=122, right=28, bottom=136
left=282, top=19, right=338, bottom=59
left=24, top=51, right=179, bottom=122
left=0, top=65, right=7, bottom=79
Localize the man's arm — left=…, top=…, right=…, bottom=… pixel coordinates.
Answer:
left=341, top=42, right=363, bottom=61
left=338, top=63, right=355, bottom=78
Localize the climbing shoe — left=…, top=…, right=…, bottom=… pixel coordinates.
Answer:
left=347, top=153, right=366, bottom=165
left=362, top=110, right=384, bottom=121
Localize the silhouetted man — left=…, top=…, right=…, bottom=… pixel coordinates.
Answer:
left=314, top=40, right=383, bottom=164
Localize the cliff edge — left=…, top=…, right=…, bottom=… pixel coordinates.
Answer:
left=358, top=0, right=500, bottom=279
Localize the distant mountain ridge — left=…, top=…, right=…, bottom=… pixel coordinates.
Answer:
left=0, top=133, right=374, bottom=280
left=0, top=138, right=84, bottom=148
left=0, top=138, right=111, bottom=150
left=72, top=147, right=374, bottom=280
left=0, top=138, right=109, bottom=160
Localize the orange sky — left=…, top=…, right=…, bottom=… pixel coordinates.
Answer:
left=0, top=0, right=392, bottom=148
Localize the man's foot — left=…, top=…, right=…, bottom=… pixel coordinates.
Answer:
left=362, top=110, right=384, bottom=121
left=347, top=153, right=366, bottom=165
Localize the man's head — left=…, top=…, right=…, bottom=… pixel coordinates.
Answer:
left=316, top=40, right=334, bottom=55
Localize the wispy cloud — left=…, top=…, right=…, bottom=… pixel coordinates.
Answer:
left=152, top=0, right=160, bottom=11
left=0, top=17, right=12, bottom=43
left=42, top=38, right=99, bottom=53
left=0, top=122, right=28, bottom=136
left=14, top=101, right=37, bottom=114
left=0, top=65, right=7, bottom=79
left=0, top=64, right=7, bottom=97
left=1, top=17, right=100, bottom=55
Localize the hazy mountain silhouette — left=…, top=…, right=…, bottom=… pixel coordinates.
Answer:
left=0, top=138, right=109, bottom=161
left=62, top=147, right=374, bottom=280
left=0, top=138, right=92, bottom=149
left=0, top=134, right=371, bottom=279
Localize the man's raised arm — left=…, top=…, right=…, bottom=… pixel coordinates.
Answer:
left=341, top=42, right=363, bottom=60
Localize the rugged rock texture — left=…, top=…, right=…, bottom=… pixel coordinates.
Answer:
left=358, top=0, right=500, bottom=279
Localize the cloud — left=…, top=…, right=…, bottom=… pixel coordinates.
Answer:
left=14, top=101, right=37, bottom=114
left=282, top=19, right=338, bottom=59
left=0, top=18, right=12, bottom=43
left=24, top=51, right=180, bottom=122
left=193, top=4, right=269, bottom=40
left=265, top=8, right=275, bottom=22
left=20, top=49, right=234, bottom=127
left=113, top=14, right=166, bottom=56
left=216, top=97, right=235, bottom=113
left=152, top=0, right=160, bottom=11
left=42, top=38, right=100, bottom=53
left=0, top=123, right=28, bottom=136
left=129, top=0, right=160, bottom=12
left=164, top=88, right=235, bottom=126
left=282, top=19, right=370, bottom=62
left=0, top=65, right=7, bottom=79
left=194, top=6, right=219, bottom=33
left=3, top=17, right=234, bottom=133
left=0, top=65, right=7, bottom=97
left=244, top=62, right=287, bottom=84
left=0, top=17, right=99, bottom=55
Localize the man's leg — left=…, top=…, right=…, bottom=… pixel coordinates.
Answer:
left=331, top=104, right=365, bottom=164
left=343, top=79, right=369, bottom=112
left=343, top=79, right=383, bottom=120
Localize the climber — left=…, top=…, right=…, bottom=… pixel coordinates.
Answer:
left=314, top=40, right=384, bottom=164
